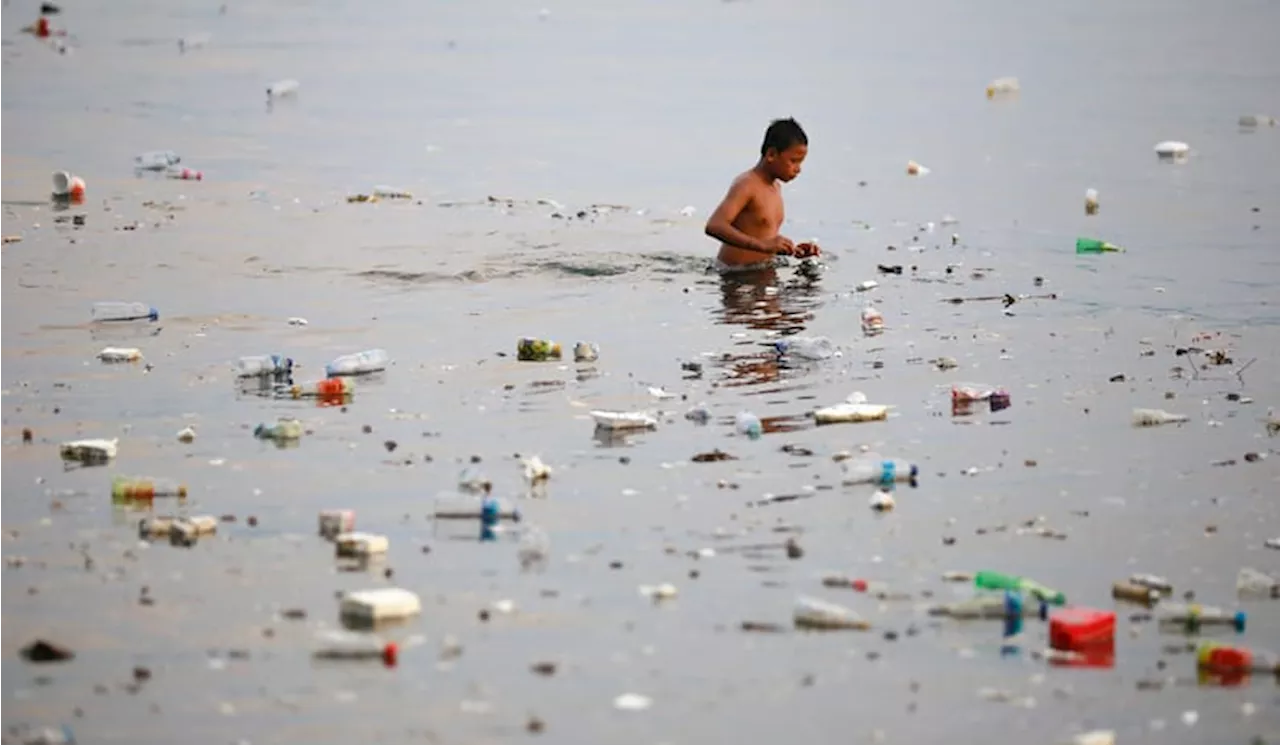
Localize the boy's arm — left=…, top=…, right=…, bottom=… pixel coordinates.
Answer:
left=704, top=181, right=773, bottom=255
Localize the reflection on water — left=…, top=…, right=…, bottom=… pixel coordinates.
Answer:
left=710, top=267, right=825, bottom=389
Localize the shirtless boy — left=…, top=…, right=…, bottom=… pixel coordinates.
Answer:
left=705, top=118, right=820, bottom=271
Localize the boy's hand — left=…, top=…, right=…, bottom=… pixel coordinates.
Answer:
left=795, top=242, right=821, bottom=258
left=764, top=235, right=796, bottom=256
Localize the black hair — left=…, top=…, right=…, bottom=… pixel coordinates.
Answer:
left=760, top=118, right=807, bottom=157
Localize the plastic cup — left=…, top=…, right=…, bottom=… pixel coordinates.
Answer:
left=52, top=171, right=86, bottom=200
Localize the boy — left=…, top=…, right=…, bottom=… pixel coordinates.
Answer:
left=705, top=118, right=820, bottom=272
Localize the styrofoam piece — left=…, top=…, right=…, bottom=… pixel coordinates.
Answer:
left=590, top=410, right=658, bottom=430
left=340, top=588, right=421, bottom=626
left=334, top=532, right=388, bottom=558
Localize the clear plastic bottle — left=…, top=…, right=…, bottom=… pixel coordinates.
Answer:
left=236, top=354, right=293, bottom=378
left=793, top=596, right=870, bottom=630
left=842, top=456, right=919, bottom=485
left=1129, top=573, right=1174, bottom=594
left=1157, top=603, right=1247, bottom=632
left=135, top=151, right=180, bottom=171
left=92, top=301, right=158, bottom=322
left=289, top=378, right=354, bottom=399
left=111, top=476, right=187, bottom=501
left=254, top=418, right=303, bottom=441
left=165, top=167, right=203, bottom=181
left=735, top=411, right=762, bottom=439
left=928, top=593, right=1048, bottom=620
left=1236, top=567, right=1279, bottom=599
left=311, top=631, right=397, bottom=666
left=1132, top=408, right=1189, bottom=427
left=266, top=79, right=300, bottom=99
left=774, top=336, right=837, bottom=360
left=325, top=349, right=388, bottom=377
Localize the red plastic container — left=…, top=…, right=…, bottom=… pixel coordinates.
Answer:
left=1050, top=607, right=1115, bottom=652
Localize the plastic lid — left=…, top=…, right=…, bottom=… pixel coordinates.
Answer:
left=1233, top=611, right=1247, bottom=632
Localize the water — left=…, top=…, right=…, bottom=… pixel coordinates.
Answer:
left=4, top=0, right=1280, bottom=742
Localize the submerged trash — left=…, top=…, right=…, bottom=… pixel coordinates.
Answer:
left=985, top=76, right=1020, bottom=98
left=111, top=476, right=187, bottom=501
left=1085, top=188, right=1099, bottom=215
left=335, top=532, right=389, bottom=558
left=518, top=337, right=562, bottom=361
left=1132, top=408, right=1190, bottom=427
left=319, top=510, right=355, bottom=539
left=793, top=596, right=870, bottom=630
left=266, top=79, right=300, bottom=99
left=814, top=392, right=891, bottom=425
left=1236, top=567, right=1279, bottom=599
left=1112, top=581, right=1161, bottom=606
left=59, top=438, right=118, bottom=464
left=135, top=150, right=180, bottom=171
left=98, top=346, right=143, bottom=363
left=591, top=410, right=657, bottom=431
left=774, top=336, right=838, bottom=360
left=339, top=588, right=421, bottom=627
left=1197, top=641, right=1280, bottom=674
left=237, top=354, right=293, bottom=378
left=1076, top=237, right=1124, bottom=254
left=51, top=171, right=85, bottom=201
left=975, top=570, right=1066, bottom=605
left=254, top=418, right=303, bottom=441
left=92, top=301, right=158, bottom=322
left=312, top=630, right=398, bottom=667
left=843, top=456, right=918, bottom=485
left=326, top=349, right=388, bottom=376
left=290, top=378, right=354, bottom=399
left=1238, top=114, right=1278, bottom=128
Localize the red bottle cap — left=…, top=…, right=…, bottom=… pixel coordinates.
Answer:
left=851, top=579, right=869, bottom=592
left=382, top=642, right=398, bottom=667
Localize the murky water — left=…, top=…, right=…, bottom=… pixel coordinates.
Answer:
left=4, top=0, right=1280, bottom=743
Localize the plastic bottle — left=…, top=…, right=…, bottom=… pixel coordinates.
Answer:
left=1197, top=642, right=1280, bottom=674
left=92, top=301, right=158, bottom=322
left=1157, top=603, right=1246, bottom=632
left=111, top=476, right=187, bottom=501
left=820, top=575, right=912, bottom=600
left=793, top=596, right=870, bottom=630
left=325, top=349, right=388, bottom=377
left=1129, top=573, right=1174, bottom=594
left=1076, top=237, right=1124, bottom=254
left=974, top=570, right=1066, bottom=605
left=1236, top=567, right=1279, bottom=599
left=1112, top=580, right=1161, bottom=605
left=841, top=457, right=919, bottom=485
left=97, top=347, right=143, bottom=363
left=774, top=336, right=837, bottom=360
left=289, top=377, right=353, bottom=399
left=928, top=593, right=1048, bottom=620
left=311, top=631, right=398, bottom=667
left=236, top=354, right=293, bottom=378
left=266, top=79, right=300, bottom=99
left=735, top=411, right=762, bottom=439
left=254, top=418, right=303, bottom=441
left=1132, top=408, right=1189, bottom=427
left=165, top=167, right=203, bottom=181
left=135, top=151, right=180, bottom=171
left=517, top=338, right=562, bottom=361
left=985, top=76, right=1020, bottom=98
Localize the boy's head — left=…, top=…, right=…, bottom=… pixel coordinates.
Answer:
left=759, top=118, right=807, bottom=182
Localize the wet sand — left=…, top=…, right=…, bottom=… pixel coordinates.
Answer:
left=5, top=0, right=1280, bottom=743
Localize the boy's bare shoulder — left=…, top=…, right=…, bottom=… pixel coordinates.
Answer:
left=728, top=169, right=766, bottom=196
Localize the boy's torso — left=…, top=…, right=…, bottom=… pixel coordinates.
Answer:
left=716, top=171, right=784, bottom=267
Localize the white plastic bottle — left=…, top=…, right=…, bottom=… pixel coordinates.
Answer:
left=842, top=456, right=919, bottom=485
left=793, top=596, right=870, bottom=630
left=92, top=301, right=158, bottom=322
left=236, top=354, right=293, bottom=378
left=135, top=151, right=181, bottom=171
left=325, top=349, right=388, bottom=377
left=267, top=79, right=300, bottom=99
left=311, top=630, right=398, bottom=665
left=774, top=336, right=837, bottom=360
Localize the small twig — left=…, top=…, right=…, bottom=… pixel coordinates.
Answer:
left=1236, top=357, right=1257, bottom=386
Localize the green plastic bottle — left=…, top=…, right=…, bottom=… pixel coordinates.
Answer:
left=974, top=570, right=1066, bottom=605
left=1076, top=237, right=1124, bottom=254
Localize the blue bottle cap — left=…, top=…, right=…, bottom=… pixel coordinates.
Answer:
left=908, top=463, right=919, bottom=478
left=1037, top=600, right=1049, bottom=622
left=773, top=341, right=790, bottom=355
left=147, top=306, right=160, bottom=321
left=1233, top=611, right=1247, bottom=632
